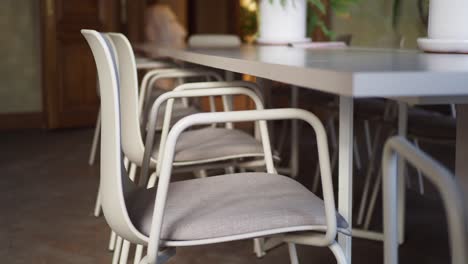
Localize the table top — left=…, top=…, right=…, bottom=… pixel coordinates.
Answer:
left=154, top=45, right=468, bottom=98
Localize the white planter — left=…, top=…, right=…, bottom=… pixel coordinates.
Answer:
left=257, top=0, right=308, bottom=44
left=428, top=0, right=468, bottom=40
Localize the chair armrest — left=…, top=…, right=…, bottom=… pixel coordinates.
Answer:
left=140, top=86, right=268, bottom=185
left=144, top=108, right=337, bottom=263
left=138, top=69, right=223, bottom=122
left=173, top=80, right=265, bottom=131
left=382, top=136, right=467, bottom=264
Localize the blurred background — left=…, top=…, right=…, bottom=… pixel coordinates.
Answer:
left=0, top=0, right=428, bottom=131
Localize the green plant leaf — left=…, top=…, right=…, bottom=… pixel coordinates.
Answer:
left=392, top=0, right=401, bottom=29
left=307, top=0, right=326, bottom=14
left=331, top=0, right=358, bottom=14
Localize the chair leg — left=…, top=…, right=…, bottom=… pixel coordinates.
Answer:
left=129, top=163, right=137, bottom=182
left=290, top=119, right=300, bottom=178
left=93, top=185, right=102, bottom=217
left=120, top=240, right=131, bottom=264
left=356, top=163, right=375, bottom=226
left=109, top=231, right=117, bottom=251
left=287, top=243, right=299, bottom=264
left=290, top=86, right=299, bottom=178
left=353, top=135, right=362, bottom=171
left=89, top=109, right=101, bottom=165
left=194, top=169, right=208, bottom=178
left=363, top=120, right=373, bottom=160
left=147, top=172, right=158, bottom=188
left=225, top=166, right=235, bottom=174
left=275, top=121, right=288, bottom=154
left=112, top=236, right=123, bottom=264
left=364, top=168, right=383, bottom=230
left=357, top=123, right=383, bottom=226
left=134, top=245, right=144, bottom=264
left=329, top=242, right=347, bottom=264
left=413, top=138, right=425, bottom=195
left=253, top=238, right=266, bottom=258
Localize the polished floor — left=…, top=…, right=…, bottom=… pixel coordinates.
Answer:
left=0, top=128, right=454, bottom=263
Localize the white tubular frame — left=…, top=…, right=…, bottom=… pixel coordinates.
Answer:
left=140, top=87, right=270, bottom=185
left=144, top=108, right=338, bottom=264
left=138, top=69, right=223, bottom=119
left=172, top=80, right=264, bottom=133
left=382, top=136, right=467, bottom=264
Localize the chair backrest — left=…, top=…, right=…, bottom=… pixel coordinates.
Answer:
left=81, top=29, right=147, bottom=245
left=107, top=33, right=147, bottom=166
left=188, top=34, right=241, bottom=48
left=382, top=136, right=467, bottom=264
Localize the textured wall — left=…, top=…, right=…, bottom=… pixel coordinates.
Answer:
left=0, top=0, right=41, bottom=113
left=332, top=0, right=427, bottom=49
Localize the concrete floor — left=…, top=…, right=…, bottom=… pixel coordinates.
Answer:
left=0, top=128, right=454, bottom=263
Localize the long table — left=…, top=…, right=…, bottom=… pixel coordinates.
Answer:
left=152, top=45, right=468, bottom=263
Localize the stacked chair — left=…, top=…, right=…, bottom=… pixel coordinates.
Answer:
left=88, top=49, right=174, bottom=166
left=356, top=102, right=458, bottom=236
left=381, top=136, right=467, bottom=264
left=108, top=32, right=284, bottom=264
left=82, top=29, right=349, bottom=264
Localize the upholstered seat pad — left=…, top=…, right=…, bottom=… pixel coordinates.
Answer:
left=127, top=173, right=348, bottom=241
left=153, top=127, right=265, bottom=163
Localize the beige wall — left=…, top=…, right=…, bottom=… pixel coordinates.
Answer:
left=332, top=0, right=426, bottom=49
left=0, top=0, right=41, bottom=113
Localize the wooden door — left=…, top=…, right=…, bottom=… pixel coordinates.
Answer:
left=41, top=0, right=119, bottom=128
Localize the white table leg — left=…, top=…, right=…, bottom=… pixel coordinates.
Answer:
left=397, top=102, right=407, bottom=244
left=338, top=96, right=353, bottom=263
left=455, top=105, right=468, bottom=221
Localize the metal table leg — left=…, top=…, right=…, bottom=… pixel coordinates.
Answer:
left=338, top=96, right=354, bottom=263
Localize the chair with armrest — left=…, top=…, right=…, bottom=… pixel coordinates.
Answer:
left=382, top=136, right=467, bottom=264
left=82, top=29, right=349, bottom=264
left=88, top=38, right=174, bottom=167
left=92, top=31, right=281, bottom=264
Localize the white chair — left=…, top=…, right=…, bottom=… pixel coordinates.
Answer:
left=88, top=42, right=174, bottom=167
left=358, top=103, right=458, bottom=232
left=106, top=32, right=279, bottom=264
left=382, top=136, right=467, bottom=264
left=93, top=38, right=227, bottom=218
left=82, top=28, right=349, bottom=264
left=108, top=32, right=271, bottom=178
left=138, top=33, right=243, bottom=120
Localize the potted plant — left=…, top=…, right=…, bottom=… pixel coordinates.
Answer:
left=240, top=0, right=358, bottom=44
left=256, top=0, right=328, bottom=44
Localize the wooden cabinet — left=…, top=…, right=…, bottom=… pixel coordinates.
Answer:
left=41, top=0, right=119, bottom=128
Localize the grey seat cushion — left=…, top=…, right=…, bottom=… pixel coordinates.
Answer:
left=126, top=172, right=348, bottom=241
left=153, top=127, right=265, bottom=163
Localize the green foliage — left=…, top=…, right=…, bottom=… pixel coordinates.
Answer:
left=392, top=0, right=401, bottom=28
left=240, top=5, right=258, bottom=37
left=392, top=0, right=430, bottom=29
left=264, top=0, right=359, bottom=39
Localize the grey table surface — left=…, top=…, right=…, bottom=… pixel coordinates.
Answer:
left=156, top=45, right=468, bottom=98
left=149, top=44, right=468, bottom=263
